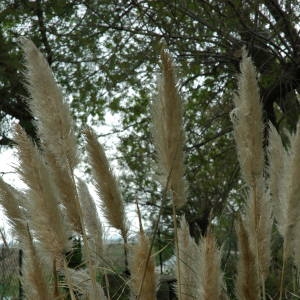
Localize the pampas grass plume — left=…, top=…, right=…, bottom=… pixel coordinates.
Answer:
left=20, top=38, right=82, bottom=233
left=14, top=124, right=70, bottom=259
left=20, top=38, right=78, bottom=170
left=67, top=268, right=107, bottom=300
left=84, top=127, right=128, bottom=239
left=235, top=218, right=260, bottom=300
left=245, top=183, right=272, bottom=281
left=129, top=233, right=156, bottom=300
left=152, top=49, right=187, bottom=208
left=267, top=123, right=285, bottom=230
left=280, top=121, right=300, bottom=258
left=198, top=231, right=224, bottom=300
left=77, top=179, right=104, bottom=262
left=267, top=109, right=300, bottom=268
left=177, top=218, right=200, bottom=300
left=0, top=177, right=52, bottom=299
left=231, top=49, right=272, bottom=293
left=230, top=48, right=264, bottom=187
left=22, top=231, right=52, bottom=300
left=46, top=152, right=82, bottom=233
left=0, top=178, right=27, bottom=238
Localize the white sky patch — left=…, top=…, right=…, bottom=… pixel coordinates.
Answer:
left=0, top=148, right=22, bottom=242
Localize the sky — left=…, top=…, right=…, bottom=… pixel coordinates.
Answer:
left=0, top=148, right=21, bottom=242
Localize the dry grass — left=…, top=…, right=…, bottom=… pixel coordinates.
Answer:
left=235, top=218, right=260, bottom=300
left=152, top=49, right=187, bottom=209
left=129, top=233, right=156, bottom=300
left=84, top=127, right=128, bottom=241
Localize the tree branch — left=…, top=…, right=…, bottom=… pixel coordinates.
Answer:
left=265, top=0, right=299, bottom=52
left=36, top=0, right=53, bottom=65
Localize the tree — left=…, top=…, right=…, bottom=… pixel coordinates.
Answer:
left=1, top=0, right=300, bottom=242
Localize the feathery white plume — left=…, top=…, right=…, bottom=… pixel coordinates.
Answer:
left=152, top=49, right=187, bottom=208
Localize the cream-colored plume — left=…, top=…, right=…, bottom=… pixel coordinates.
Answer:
left=0, top=177, right=27, bottom=238
left=245, top=183, right=272, bottom=281
left=231, top=50, right=272, bottom=291
left=22, top=231, right=52, bottom=300
left=279, top=122, right=300, bottom=259
left=129, top=232, right=157, bottom=300
left=176, top=218, right=200, bottom=300
left=267, top=123, right=285, bottom=230
left=0, top=172, right=52, bottom=299
left=14, top=124, right=70, bottom=259
left=20, top=38, right=78, bottom=171
left=20, top=38, right=82, bottom=234
left=235, top=218, right=260, bottom=300
left=230, top=49, right=264, bottom=187
left=67, top=268, right=107, bottom=300
left=46, top=152, right=82, bottom=233
left=198, top=232, right=224, bottom=300
left=268, top=117, right=300, bottom=267
left=152, top=49, right=187, bottom=208
left=77, top=179, right=104, bottom=263
left=84, top=127, right=127, bottom=240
